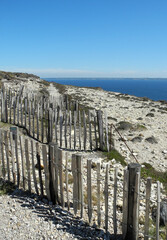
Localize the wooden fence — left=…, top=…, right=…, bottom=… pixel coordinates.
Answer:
left=0, top=86, right=111, bottom=151
left=0, top=129, right=165, bottom=240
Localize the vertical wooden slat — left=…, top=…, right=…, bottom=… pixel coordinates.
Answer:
left=58, top=148, right=64, bottom=207
left=69, top=110, right=72, bottom=149
left=88, top=110, right=92, bottom=150
left=113, top=167, right=118, bottom=236
left=15, top=133, right=20, bottom=187
left=24, top=98, right=27, bottom=128
left=97, top=162, right=101, bottom=227
left=78, top=110, right=82, bottom=150
left=74, top=111, right=77, bottom=149
left=94, top=116, right=98, bottom=149
left=133, top=172, right=140, bottom=240
left=42, top=145, right=51, bottom=200
left=97, top=110, right=104, bottom=151
left=1, top=91, right=4, bottom=122
left=122, top=169, right=129, bottom=239
left=60, top=115, right=63, bottom=148
left=55, top=109, right=58, bottom=143
left=25, top=139, right=31, bottom=192
left=65, top=152, right=70, bottom=210
left=54, top=145, right=59, bottom=204
left=5, top=95, right=8, bottom=123
left=76, top=154, right=83, bottom=217
left=144, top=177, right=152, bottom=240
left=31, top=140, right=39, bottom=195
left=126, top=163, right=141, bottom=240
left=72, top=154, right=77, bottom=215
left=21, top=99, right=23, bottom=127
left=9, top=93, right=12, bottom=124
left=4, top=131, right=10, bottom=181
left=87, top=159, right=92, bottom=223
left=13, top=100, right=16, bottom=125
left=41, top=97, right=44, bottom=142
left=36, top=142, right=43, bottom=196
left=17, top=98, right=19, bottom=126
left=50, top=144, right=56, bottom=202
left=28, top=100, right=31, bottom=135
left=37, top=103, right=39, bottom=140
left=0, top=130, right=6, bottom=178
left=156, top=181, right=160, bottom=240
left=83, top=111, right=87, bottom=151
left=64, top=110, right=67, bottom=148
left=19, top=136, right=25, bottom=189
left=10, top=133, right=16, bottom=184
left=32, top=100, right=35, bottom=138
left=105, top=164, right=109, bottom=233
left=105, top=110, right=109, bottom=152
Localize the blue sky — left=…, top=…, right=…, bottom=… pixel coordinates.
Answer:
left=1, top=0, right=167, bottom=78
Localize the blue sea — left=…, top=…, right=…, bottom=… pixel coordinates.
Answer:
left=44, top=78, right=167, bottom=101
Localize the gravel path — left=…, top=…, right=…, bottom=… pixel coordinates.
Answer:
left=0, top=186, right=115, bottom=240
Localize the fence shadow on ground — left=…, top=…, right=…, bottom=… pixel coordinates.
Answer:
left=6, top=185, right=123, bottom=240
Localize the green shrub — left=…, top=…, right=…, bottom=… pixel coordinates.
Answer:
left=103, top=149, right=127, bottom=166
left=0, top=179, right=16, bottom=195
left=141, top=162, right=167, bottom=193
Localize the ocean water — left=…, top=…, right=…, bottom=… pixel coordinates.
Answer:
left=44, top=78, right=167, bottom=101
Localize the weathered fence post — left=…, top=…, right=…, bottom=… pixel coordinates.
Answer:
left=48, top=142, right=56, bottom=203
left=42, top=144, right=51, bottom=201
left=10, top=132, right=16, bottom=184
left=49, top=143, right=56, bottom=203
left=74, top=111, right=77, bottom=149
left=144, top=177, right=152, bottom=240
left=122, top=169, right=129, bottom=239
left=64, top=110, right=67, bottom=148
left=83, top=111, right=87, bottom=151
left=156, top=181, right=160, bottom=240
left=19, top=136, right=25, bottom=189
left=78, top=111, right=82, bottom=150
left=36, top=142, right=43, bottom=196
left=24, top=98, right=27, bottom=129
left=77, top=154, right=83, bottom=218
left=97, top=162, right=101, bottom=227
left=58, top=148, right=64, bottom=208
left=88, top=110, right=92, bottom=150
left=125, top=163, right=141, bottom=240
left=0, top=130, right=5, bottom=178
left=97, top=110, right=104, bottom=151
left=113, top=167, right=118, bottom=236
left=25, top=138, right=31, bottom=192
left=4, top=131, right=10, bottom=181
left=41, top=97, right=44, bottom=142
left=65, top=152, right=70, bottom=210
left=15, top=133, right=20, bottom=187
left=104, top=163, right=109, bottom=233
left=31, top=140, right=39, bottom=195
left=87, top=159, right=92, bottom=223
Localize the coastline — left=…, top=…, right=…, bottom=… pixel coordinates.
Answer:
left=62, top=83, right=167, bottom=171
left=0, top=71, right=167, bottom=237
left=1, top=71, right=167, bottom=171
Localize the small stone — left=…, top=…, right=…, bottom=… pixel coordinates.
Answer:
left=146, top=113, right=154, bottom=117
left=145, top=136, right=158, bottom=144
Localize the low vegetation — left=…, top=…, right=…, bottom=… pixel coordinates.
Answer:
left=103, top=148, right=127, bottom=166
left=141, top=162, right=167, bottom=192
left=53, top=82, right=66, bottom=94
left=0, top=179, right=16, bottom=195
left=0, top=70, right=39, bottom=80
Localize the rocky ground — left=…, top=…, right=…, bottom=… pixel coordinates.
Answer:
left=0, top=71, right=167, bottom=239
left=0, top=180, right=109, bottom=240
left=64, top=84, right=167, bottom=172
